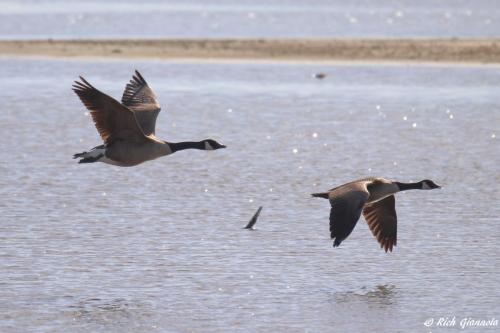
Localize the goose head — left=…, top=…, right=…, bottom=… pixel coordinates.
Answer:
left=203, top=139, right=226, bottom=150
left=419, top=179, right=441, bottom=190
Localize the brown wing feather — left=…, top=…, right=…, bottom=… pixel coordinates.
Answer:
left=362, top=195, right=397, bottom=252
left=121, top=70, right=161, bottom=136
left=73, top=76, right=146, bottom=144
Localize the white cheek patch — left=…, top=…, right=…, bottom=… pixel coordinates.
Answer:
left=204, top=141, right=214, bottom=150
left=422, top=182, right=431, bottom=190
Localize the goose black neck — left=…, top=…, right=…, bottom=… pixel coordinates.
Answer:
left=169, top=141, right=205, bottom=152
left=394, top=181, right=421, bottom=191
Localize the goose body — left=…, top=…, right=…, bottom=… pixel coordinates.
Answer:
left=312, top=177, right=440, bottom=252
left=72, top=71, right=225, bottom=167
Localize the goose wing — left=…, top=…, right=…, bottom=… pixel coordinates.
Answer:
left=329, top=184, right=370, bottom=247
left=73, top=77, right=147, bottom=144
left=121, top=70, right=161, bottom=136
left=363, top=195, right=397, bottom=252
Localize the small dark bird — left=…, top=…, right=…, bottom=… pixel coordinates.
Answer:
left=313, top=73, right=327, bottom=79
left=244, top=206, right=263, bottom=230
left=312, top=177, right=441, bottom=252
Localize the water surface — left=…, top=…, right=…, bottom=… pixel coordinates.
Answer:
left=0, top=58, right=499, bottom=332
left=0, top=0, right=499, bottom=39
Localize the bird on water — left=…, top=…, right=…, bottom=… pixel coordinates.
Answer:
left=312, top=177, right=441, bottom=252
left=313, top=73, right=327, bottom=79
left=244, top=206, right=263, bottom=230
left=72, top=70, right=226, bottom=166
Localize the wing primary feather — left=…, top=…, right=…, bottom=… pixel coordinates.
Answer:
left=121, top=70, right=161, bottom=136
left=134, top=70, right=146, bottom=84
left=362, top=195, right=397, bottom=252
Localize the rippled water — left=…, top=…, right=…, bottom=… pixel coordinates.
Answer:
left=0, top=58, right=499, bottom=332
left=0, top=0, right=499, bottom=39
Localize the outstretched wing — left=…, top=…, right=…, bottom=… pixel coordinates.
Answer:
left=363, top=195, right=397, bottom=252
left=329, top=190, right=369, bottom=247
left=121, top=70, right=161, bottom=136
left=73, top=76, right=146, bottom=144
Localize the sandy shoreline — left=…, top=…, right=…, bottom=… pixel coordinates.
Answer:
left=1, top=38, right=500, bottom=63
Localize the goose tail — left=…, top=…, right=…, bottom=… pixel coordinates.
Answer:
left=73, top=145, right=105, bottom=164
left=311, top=192, right=329, bottom=199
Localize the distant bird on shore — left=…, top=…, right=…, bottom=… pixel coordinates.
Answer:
left=72, top=70, right=225, bottom=166
left=244, top=206, right=263, bottom=230
left=313, top=73, right=327, bottom=79
left=312, top=177, right=440, bottom=252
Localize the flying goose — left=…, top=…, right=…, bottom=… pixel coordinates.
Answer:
left=312, top=177, right=440, bottom=252
left=72, top=71, right=225, bottom=166
left=244, top=206, right=263, bottom=230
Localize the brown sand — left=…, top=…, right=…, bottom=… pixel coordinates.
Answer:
left=1, top=38, right=500, bottom=63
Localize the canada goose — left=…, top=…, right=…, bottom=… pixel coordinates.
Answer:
left=311, top=177, right=440, bottom=252
left=72, top=71, right=226, bottom=166
left=244, top=206, right=263, bottom=230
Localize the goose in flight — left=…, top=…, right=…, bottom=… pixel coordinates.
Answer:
left=312, top=177, right=440, bottom=252
left=72, top=71, right=225, bottom=166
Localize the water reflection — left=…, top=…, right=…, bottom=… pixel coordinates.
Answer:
left=66, top=297, right=154, bottom=326
left=334, top=285, right=397, bottom=306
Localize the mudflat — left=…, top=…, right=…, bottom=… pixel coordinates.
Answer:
left=1, top=38, right=499, bottom=63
